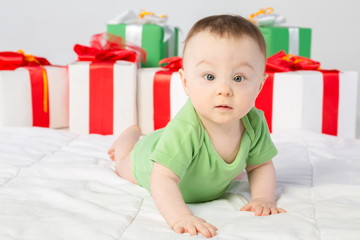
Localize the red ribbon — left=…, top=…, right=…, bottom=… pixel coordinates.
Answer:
left=27, top=66, right=50, bottom=127
left=73, top=33, right=144, bottom=63
left=256, top=51, right=339, bottom=135
left=89, top=63, right=114, bottom=134
left=74, top=33, right=143, bottom=134
left=0, top=51, right=51, bottom=127
left=320, top=70, right=339, bottom=136
left=255, top=73, right=274, bottom=132
left=153, top=57, right=182, bottom=130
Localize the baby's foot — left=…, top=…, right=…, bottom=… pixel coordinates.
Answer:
left=107, top=125, right=141, bottom=162
left=107, top=148, right=115, bottom=161
left=107, top=143, right=121, bottom=161
left=107, top=134, right=126, bottom=161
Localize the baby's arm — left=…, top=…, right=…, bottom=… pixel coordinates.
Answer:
left=150, top=162, right=217, bottom=238
left=241, top=160, right=286, bottom=216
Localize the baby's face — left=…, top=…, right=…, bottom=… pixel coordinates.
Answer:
left=179, top=30, right=267, bottom=127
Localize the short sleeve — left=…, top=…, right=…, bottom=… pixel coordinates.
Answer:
left=149, top=111, right=202, bottom=179
left=246, top=109, right=278, bottom=165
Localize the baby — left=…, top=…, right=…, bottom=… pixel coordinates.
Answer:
left=108, top=14, right=286, bottom=238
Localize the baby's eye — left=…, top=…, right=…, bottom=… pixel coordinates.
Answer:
left=233, top=75, right=244, bottom=82
left=203, top=74, right=215, bottom=81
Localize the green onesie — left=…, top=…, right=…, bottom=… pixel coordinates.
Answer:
left=131, top=100, right=277, bottom=203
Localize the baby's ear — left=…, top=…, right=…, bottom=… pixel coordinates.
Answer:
left=258, top=73, right=268, bottom=92
left=178, top=68, right=190, bottom=96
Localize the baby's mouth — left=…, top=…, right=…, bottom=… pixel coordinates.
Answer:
left=215, top=105, right=233, bottom=109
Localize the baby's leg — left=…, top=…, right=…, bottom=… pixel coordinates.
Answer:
left=107, top=125, right=140, bottom=184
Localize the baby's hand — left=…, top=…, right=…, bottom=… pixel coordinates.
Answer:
left=172, top=215, right=217, bottom=238
left=240, top=198, right=286, bottom=216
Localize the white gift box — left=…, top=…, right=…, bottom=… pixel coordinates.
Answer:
left=69, top=60, right=137, bottom=135
left=137, top=68, right=188, bottom=135
left=257, top=70, right=358, bottom=138
left=0, top=66, right=69, bottom=128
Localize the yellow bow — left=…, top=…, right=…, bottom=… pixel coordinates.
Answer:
left=249, top=7, right=274, bottom=21
left=17, top=49, right=48, bottom=113
left=139, top=10, right=167, bottom=19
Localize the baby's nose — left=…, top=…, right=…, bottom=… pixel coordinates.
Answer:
left=216, top=82, right=233, bottom=96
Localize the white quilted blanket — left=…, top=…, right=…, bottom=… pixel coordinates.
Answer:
left=0, top=127, right=359, bottom=240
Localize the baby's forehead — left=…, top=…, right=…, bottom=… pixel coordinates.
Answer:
left=183, top=31, right=263, bottom=57
left=189, top=30, right=244, bottom=41
left=182, top=31, right=266, bottom=69
left=186, top=30, right=259, bottom=47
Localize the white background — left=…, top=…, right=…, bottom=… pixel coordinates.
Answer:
left=1, top=0, right=359, bottom=137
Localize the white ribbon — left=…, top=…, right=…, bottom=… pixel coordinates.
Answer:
left=288, top=27, right=299, bottom=56
left=164, top=25, right=176, bottom=57
left=125, top=24, right=143, bottom=50
left=253, top=14, right=286, bottom=26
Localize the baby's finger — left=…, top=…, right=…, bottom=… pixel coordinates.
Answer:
left=204, top=223, right=218, bottom=237
left=240, top=204, right=252, bottom=211
left=186, top=225, right=197, bottom=236
left=270, top=207, right=279, bottom=215
left=173, top=226, right=185, bottom=234
left=277, top=208, right=287, bottom=213
left=204, top=222, right=218, bottom=231
left=254, top=206, right=263, bottom=216
left=196, top=224, right=212, bottom=238
left=261, top=207, right=271, bottom=216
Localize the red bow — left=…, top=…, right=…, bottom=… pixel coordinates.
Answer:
left=266, top=50, right=321, bottom=72
left=159, top=56, right=182, bottom=70
left=74, top=33, right=145, bottom=63
left=0, top=51, right=50, bottom=70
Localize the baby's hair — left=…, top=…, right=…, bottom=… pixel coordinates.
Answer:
left=184, top=14, right=266, bottom=59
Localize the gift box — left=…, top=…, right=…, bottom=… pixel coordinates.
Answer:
left=137, top=57, right=188, bottom=135
left=69, top=61, right=137, bottom=135
left=107, top=10, right=179, bottom=68
left=260, top=26, right=312, bottom=57
left=249, top=8, right=311, bottom=58
left=255, top=51, right=358, bottom=138
left=0, top=51, right=68, bottom=128
left=68, top=34, right=139, bottom=135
